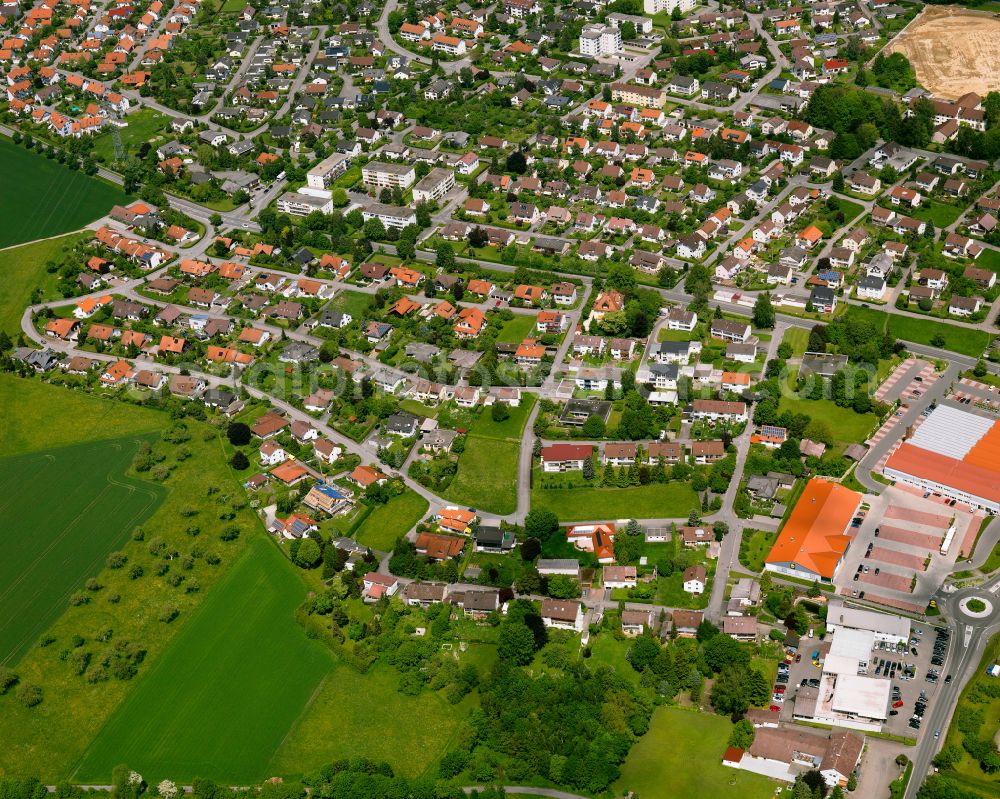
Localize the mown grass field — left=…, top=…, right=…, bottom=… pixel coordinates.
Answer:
left=0, top=436, right=165, bottom=666
left=847, top=306, right=990, bottom=358
left=444, top=395, right=535, bottom=514
left=89, top=108, right=170, bottom=163
left=268, top=662, right=473, bottom=779
left=75, top=536, right=333, bottom=783
left=496, top=313, right=537, bottom=343
left=0, top=138, right=131, bottom=248
left=0, top=379, right=259, bottom=780
left=531, top=480, right=699, bottom=522
left=615, top=706, right=776, bottom=799
left=912, top=201, right=963, bottom=228
left=0, top=232, right=88, bottom=336
left=352, top=489, right=429, bottom=551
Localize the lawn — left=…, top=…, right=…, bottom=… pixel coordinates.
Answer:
left=90, top=108, right=170, bottom=163
left=0, top=232, right=89, bottom=336
left=846, top=306, right=991, bottom=358
left=352, top=489, right=429, bottom=551
left=444, top=396, right=535, bottom=515
left=739, top=528, right=779, bottom=573
left=912, top=201, right=963, bottom=228
left=777, top=396, right=877, bottom=444
left=0, top=138, right=132, bottom=248
left=531, top=481, right=700, bottom=522
left=74, top=536, right=333, bottom=783
left=835, top=198, right=866, bottom=222
left=976, top=248, right=1000, bottom=275
left=782, top=327, right=810, bottom=357
left=330, top=289, right=374, bottom=319
left=615, top=706, right=776, bottom=799
left=268, top=662, right=473, bottom=779
left=496, top=313, right=537, bottom=344
left=0, top=436, right=165, bottom=666
left=0, top=379, right=260, bottom=780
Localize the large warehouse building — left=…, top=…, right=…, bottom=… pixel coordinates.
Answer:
left=883, top=405, right=1000, bottom=513
left=764, top=479, right=862, bottom=583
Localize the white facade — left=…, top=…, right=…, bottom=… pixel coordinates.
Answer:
left=579, top=24, right=621, bottom=57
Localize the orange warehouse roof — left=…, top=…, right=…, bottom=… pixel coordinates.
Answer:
left=886, top=442, right=1000, bottom=504
left=964, top=422, right=1000, bottom=471
left=764, top=478, right=860, bottom=579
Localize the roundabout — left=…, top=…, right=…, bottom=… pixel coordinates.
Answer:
left=959, top=596, right=993, bottom=618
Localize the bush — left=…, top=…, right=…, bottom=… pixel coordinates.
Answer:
left=491, top=402, right=510, bottom=422
left=226, top=422, right=252, bottom=446
left=159, top=604, right=180, bottom=623
left=0, top=667, right=18, bottom=694
left=230, top=451, right=249, bottom=470
left=106, top=551, right=128, bottom=569
left=16, top=682, right=42, bottom=708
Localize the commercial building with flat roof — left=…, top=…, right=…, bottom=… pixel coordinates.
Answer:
left=883, top=404, right=1000, bottom=512
left=764, top=478, right=861, bottom=582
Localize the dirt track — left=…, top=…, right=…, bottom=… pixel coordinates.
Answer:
left=887, top=5, right=1000, bottom=99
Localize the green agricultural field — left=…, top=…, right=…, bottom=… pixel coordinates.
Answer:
left=496, top=313, right=537, bottom=343
left=352, top=489, right=429, bottom=551
left=0, top=232, right=89, bottom=336
left=75, top=536, right=332, bottom=784
left=0, top=379, right=259, bottom=780
left=0, top=436, right=165, bottom=666
left=0, top=374, right=164, bottom=456
left=846, top=306, right=990, bottom=358
left=444, top=396, right=535, bottom=514
left=912, top=201, right=963, bottom=228
left=0, top=138, right=132, bottom=248
left=268, top=662, right=473, bottom=779
left=531, top=481, right=699, bottom=522
left=776, top=396, right=877, bottom=444
left=616, top=706, right=776, bottom=799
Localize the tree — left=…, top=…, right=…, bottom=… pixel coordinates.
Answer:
left=546, top=574, right=581, bottom=598
left=505, top=150, right=527, bottom=174
left=628, top=634, right=660, bottom=672
left=524, top=508, right=559, bottom=540
left=436, top=242, right=456, bottom=270
left=582, top=456, right=595, bottom=481
left=497, top=621, right=535, bottom=665
left=226, top=421, right=251, bottom=446
left=974, top=360, right=988, bottom=378
left=294, top=538, right=322, bottom=568
left=230, top=451, right=249, bottom=470
left=491, top=402, right=510, bottom=422
left=729, top=718, right=755, bottom=749
left=753, top=293, right=775, bottom=329
left=520, top=537, right=541, bottom=561
left=582, top=414, right=606, bottom=437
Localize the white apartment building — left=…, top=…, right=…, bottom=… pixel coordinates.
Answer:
left=361, top=161, right=416, bottom=190
left=579, top=24, right=621, bottom=57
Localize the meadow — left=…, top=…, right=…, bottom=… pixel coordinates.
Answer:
left=496, top=313, right=537, bottom=344
left=0, top=232, right=88, bottom=336
left=0, top=436, right=165, bottom=666
left=615, top=706, right=776, bottom=799
left=531, top=479, right=699, bottom=522
left=268, top=662, right=474, bottom=779
left=352, top=489, right=429, bottom=551
left=443, top=395, right=535, bottom=514
left=74, top=536, right=332, bottom=783
left=0, top=138, right=131, bottom=248
left=776, top=396, right=877, bottom=444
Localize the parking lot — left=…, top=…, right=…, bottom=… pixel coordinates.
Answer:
left=833, top=487, right=974, bottom=609
left=769, top=623, right=954, bottom=739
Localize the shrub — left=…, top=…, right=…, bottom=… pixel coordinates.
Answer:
left=16, top=683, right=42, bottom=708
left=159, top=604, right=180, bottom=623
left=0, top=667, right=18, bottom=694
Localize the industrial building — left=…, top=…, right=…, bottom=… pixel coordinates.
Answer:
left=883, top=404, right=1000, bottom=513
